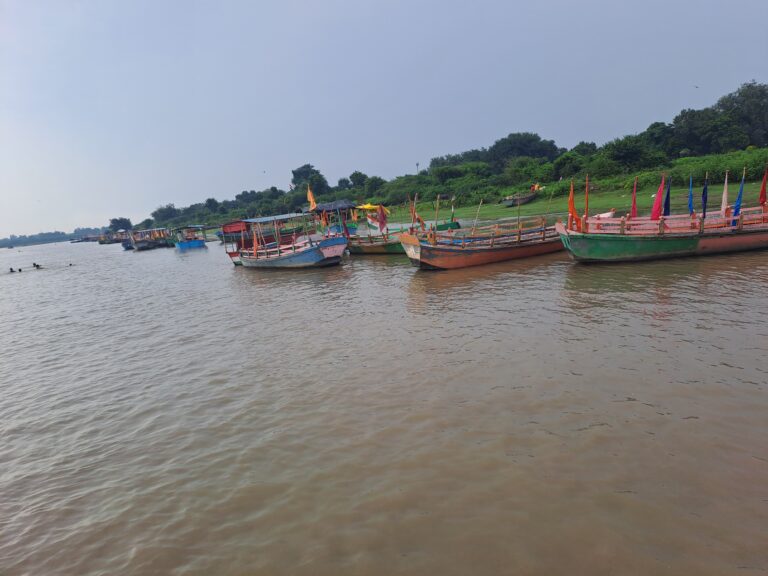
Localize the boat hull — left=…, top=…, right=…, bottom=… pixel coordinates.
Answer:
left=240, top=237, right=347, bottom=269
left=175, top=239, right=207, bottom=250
left=348, top=235, right=405, bottom=254
left=556, top=222, right=768, bottom=262
left=400, top=232, right=563, bottom=270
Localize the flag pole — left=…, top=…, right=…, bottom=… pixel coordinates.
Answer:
left=471, top=199, right=483, bottom=235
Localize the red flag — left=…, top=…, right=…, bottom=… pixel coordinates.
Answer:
left=651, top=174, right=665, bottom=220
left=307, top=184, right=317, bottom=211
left=759, top=168, right=767, bottom=205
left=630, top=176, right=638, bottom=218
left=567, top=179, right=582, bottom=232
left=376, top=204, right=387, bottom=232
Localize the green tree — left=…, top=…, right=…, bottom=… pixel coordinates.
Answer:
left=151, top=204, right=179, bottom=222
left=108, top=217, right=132, bottom=231
left=349, top=171, right=368, bottom=188
left=336, top=177, right=351, bottom=190
left=204, top=198, right=219, bottom=211
left=364, top=176, right=386, bottom=195
left=291, top=164, right=329, bottom=196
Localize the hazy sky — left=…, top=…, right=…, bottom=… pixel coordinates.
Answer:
left=1, top=0, right=767, bottom=235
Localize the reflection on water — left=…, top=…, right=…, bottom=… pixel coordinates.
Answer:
left=1, top=242, right=767, bottom=576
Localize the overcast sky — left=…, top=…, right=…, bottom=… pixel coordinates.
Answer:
left=1, top=0, right=767, bottom=235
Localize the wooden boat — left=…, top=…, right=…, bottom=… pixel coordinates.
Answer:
left=556, top=207, right=768, bottom=262
left=174, top=226, right=207, bottom=250
left=240, top=235, right=347, bottom=268
left=222, top=215, right=308, bottom=265
left=502, top=190, right=537, bottom=207
left=236, top=213, right=346, bottom=268
left=130, top=228, right=173, bottom=251
left=399, top=217, right=564, bottom=270
left=348, top=232, right=405, bottom=254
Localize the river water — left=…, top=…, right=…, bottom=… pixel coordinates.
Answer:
left=1, top=241, right=766, bottom=575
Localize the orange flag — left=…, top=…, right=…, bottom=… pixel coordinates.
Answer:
left=307, top=184, right=317, bottom=211
left=568, top=179, right=582, bottom=232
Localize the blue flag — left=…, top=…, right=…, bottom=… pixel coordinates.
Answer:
left=732, top=172, right=745, bottom=225
left=702, top=178, right=709, bottom=219
left=687, top=175, right=694, bottom=214
left=663, top=175, right=672, bottom=216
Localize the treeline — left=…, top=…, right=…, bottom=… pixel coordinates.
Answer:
left=0, top=227, right=103, bottom=248
left=138, top=81, right=768, bottom=229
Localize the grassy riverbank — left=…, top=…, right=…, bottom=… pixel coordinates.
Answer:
left=385, top=180, right=766, bottom=224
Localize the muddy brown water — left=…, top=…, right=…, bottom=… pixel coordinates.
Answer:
left=1, top=242, right=766, bottom=575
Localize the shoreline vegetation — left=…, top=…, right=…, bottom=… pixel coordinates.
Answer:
left=3, top=82, right=767, bottom=245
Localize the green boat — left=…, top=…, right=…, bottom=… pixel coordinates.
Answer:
left=556, top=208, right=768, bottom=262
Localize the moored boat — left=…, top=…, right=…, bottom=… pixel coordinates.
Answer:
left=240, top=235, right=347, bottom=268
left=502, top=190, right=537, bottom=207
left=174, top=225, right=208, bottom=250
left=130, top=228, right=173, bottom=251
left=237, top=213, right=346, bottom=269
left=400, top=217, right=564, bottom=270
left=348, top=232, right=405, bottom=254
left=557, top=169, right=768, bottom=262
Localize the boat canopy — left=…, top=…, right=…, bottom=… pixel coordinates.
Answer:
left=357, top=203, right=390, bottom=214
left=311, top=200, right=357, bottom=212
left=243, top=212, right=306, bottom=224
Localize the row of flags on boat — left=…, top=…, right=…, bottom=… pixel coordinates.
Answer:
left=568, top=168, right=768, bottom=227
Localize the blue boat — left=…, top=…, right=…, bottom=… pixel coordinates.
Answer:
left=174, top=226, right=208, bottom=250
left=240, top=235, right=347, bottom=269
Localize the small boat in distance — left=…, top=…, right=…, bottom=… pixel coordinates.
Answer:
left=130, top=228, right=173, bottom=251
left=174, top=226, right=207, bottom=250
left=502, top=190, right=537, bottom=207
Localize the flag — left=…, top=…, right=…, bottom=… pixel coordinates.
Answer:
left=702, top=177, right=709, bottom=219
left=720, top=171, right=729, bottom=214
left=732, top=170, right=745, bottom=224
left=584, top=174, right=590, bottom=217
left=567, top=179, right=582, bottom=231
left=630, top=176, right=638, bottom=218
left=687, top=175, right=694, bottom=215
left=307, top=184, right=317, bottom=211
left=759, top=168, right=767, bottom=205
left=663, top=175, right=672, bottom=216
left=651, top=174, right=665, bottom=220
left=376, top=204, right=388, bottom=232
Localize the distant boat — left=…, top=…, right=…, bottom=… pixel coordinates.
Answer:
left=130, top=228, right=173, bottom=251
left=173, top=226, right=207, bottom=250
left=502, top=191, right=537, bottom=207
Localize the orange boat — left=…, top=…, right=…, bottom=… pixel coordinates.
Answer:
left=399, top=217, right=563, bottom=270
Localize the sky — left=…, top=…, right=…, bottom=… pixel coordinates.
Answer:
left=1, top=0, right=767, bottom=236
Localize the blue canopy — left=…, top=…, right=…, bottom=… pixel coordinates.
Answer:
left=243, top=212, right=305, bottom=224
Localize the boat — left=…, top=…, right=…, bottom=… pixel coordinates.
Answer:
left=235, top=213, right=347, bottom=269
left=130, top=228, right=173, bottom=251
left=240, top=234, right=347, bottom=268
left=557, top=170, right=768, bottom=262
left=223, top=214, right=309, bottom=265
left=502, top=190, right=537, bottom=207
left=399, top=217, right=564, bottom=270
left=557, top=208, right=768, bottom=262
left=348, top=232, right=405, bottom=254
left=174, top=225, right=208, bottom=250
